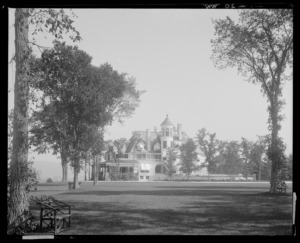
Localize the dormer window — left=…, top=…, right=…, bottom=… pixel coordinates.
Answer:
left=136, top=142, right=145, bottom=151
left=153, top=142, right=160, bottom=151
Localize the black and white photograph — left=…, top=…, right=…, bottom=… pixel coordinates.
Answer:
left=6, top=4, right=294, bottom=237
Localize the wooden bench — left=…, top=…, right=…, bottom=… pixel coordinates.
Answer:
left=31, top=197, right=74, bottom=234
left=276, top=181, right=287, bottom=193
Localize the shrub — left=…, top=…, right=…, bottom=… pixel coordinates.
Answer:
left=129, top=173, right=139, bottom=181
left=109, top=172, right=138, bottom=181
left=121, top=173, right=130, bottom=181
left=46, top=178, right=53, bottom=183
left=109, top=172, right=117, bottom=181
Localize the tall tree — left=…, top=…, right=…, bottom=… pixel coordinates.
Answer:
left=8, top=8, right=81, bottom=227
left=81, top=125, right=104, bottom=185
left=211, top=9, right=292, bottom=192
left=32, top=42, right=142, bottom=189
left=30, top=103, right=70, bottom=182
left=114, top=138, right=127, bottom=156
left=222, top=141, right=243, bottom=180
left=214, top=140, right=227, bottom=174
left=164, top=148, right=178, bottom=180
left=113, top=138, right=127, bottom=177
left=250, top=136, right=268, bottom=181
left=196, top=128, right=219, bottom=178
left=179, top=139, right=199, bottom=180
left=240, top=137, right=253, bottom=180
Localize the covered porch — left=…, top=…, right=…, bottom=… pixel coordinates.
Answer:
left=105, top=160, right=139, bottom=181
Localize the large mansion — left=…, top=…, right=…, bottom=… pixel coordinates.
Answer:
left=101, top=115, right=207, bottom=181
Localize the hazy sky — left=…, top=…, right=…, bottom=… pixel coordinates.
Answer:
left=8, top=9, right=293, bottom=181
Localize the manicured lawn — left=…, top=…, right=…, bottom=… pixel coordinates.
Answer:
left=29, top=181, right=293, bottom=235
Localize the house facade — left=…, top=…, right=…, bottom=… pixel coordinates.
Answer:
left=102, top=115, right=207, bottom=181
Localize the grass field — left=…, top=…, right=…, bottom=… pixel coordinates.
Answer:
left=29, top=181, right=293, bottom=235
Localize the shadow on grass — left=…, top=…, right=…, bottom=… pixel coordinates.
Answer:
left=63, top=188, right=292, bottom=198
left=30, top=183, right=293, bottom=235
left=51, top=190, right=292, bottom=235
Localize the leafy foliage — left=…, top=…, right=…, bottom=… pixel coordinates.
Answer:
left=281, top=153, right=293, bottom=180
left=239, top=137, right=254, bottom=179
left=109, top=172, right=138, bottom=181
left=28, top=8, right=82, bottom=46
left=221, top=141, right=243, bottom=178
left=179, top=139, right=199, bottom=179
left=164, top=148, right=178, bottom=180
left=196, top=128, right=219, bottom=173
left=211, top=9, right=292, bottom=192
left=30, top=41, right=142, bottom=188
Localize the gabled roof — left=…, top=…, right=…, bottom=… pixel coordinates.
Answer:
left=126, top=131, right=160, bottom=153
left=125, top=136, right=142, bottom=153
left=160, top=115, right=174, bottom=127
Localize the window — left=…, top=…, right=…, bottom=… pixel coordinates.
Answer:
left=154, top=142, right=160, bottom=151
left=141, top=163, right=150, bottom=173
left=155, top=164, right=165, bottom=173
left=140, top=176, right=144, bottom=180
left=166, top=128, right=170, bottom=136
left=137, top=142, right=145, bottom=151
left=118, top=154, right=128, bottom=159
left=146, top=176, right=149, bottom=180
left=163, top=141, right=167, bottom=148
left=137, top=153, right=146, bottom=160
left=129, top=167, right=133, bottom=173
left=120, top=167, right=128, bottom=173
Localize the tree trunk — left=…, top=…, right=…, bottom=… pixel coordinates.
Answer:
left=61, top=162, right=68, bottom=183
left=73, top=169, right=80, bottom=189
left=8, top=8, right=30, bottom=227
left=93, top=155, right=98, bottom=185
left=84, top=158, right=87, bottom=181
left=259, top=162, right=262, bottom=181
left=72, top=157, right=80, bottom=189
left=61, top=147, right=68, bottom=182
left=269, top=101, right=281, bottom=193
left=91, top=159, right=95, bottom=181
left=88, top=163, right=91, bottom=181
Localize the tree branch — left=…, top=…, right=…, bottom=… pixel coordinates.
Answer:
left=261, top=20, right=280, bottom=67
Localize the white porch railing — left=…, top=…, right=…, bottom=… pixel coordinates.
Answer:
left=107, top=153, right=162, bottom=162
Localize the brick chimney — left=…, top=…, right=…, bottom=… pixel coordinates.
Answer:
left=146, top=129, right=151, bottom=151
left=177, top=124, right=182, bottom=140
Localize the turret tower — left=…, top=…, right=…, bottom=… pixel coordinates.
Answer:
left=160, top=115, right=174, bottom=157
